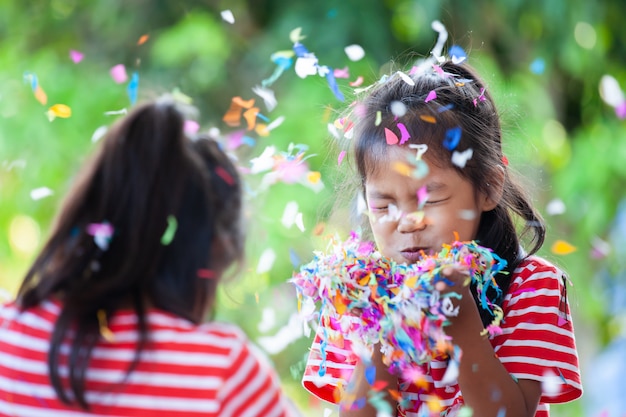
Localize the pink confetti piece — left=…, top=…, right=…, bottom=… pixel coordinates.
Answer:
left=417, top=185, right=428, bottom=209
left=110, top=64, right=128, bottom=84
left=425, top=90, right=437, bottom=102
left=184, top=120, right=199, bottom=134
left=69, top=50, right=84, bottom=63
left=338, top=150, right=346, bottom=166
left=349, top=76, right=364, bottom=87
left=511, top=287, right=536, bottom=296
left=197, top=269, right=216, bottom=279
left=333, top=67, right=350, bottom=79
left=397, top=122, right=411, bottom=145
left=557, top=316, right=567, bottom=326
left=384, top=128, right=399, bottom=145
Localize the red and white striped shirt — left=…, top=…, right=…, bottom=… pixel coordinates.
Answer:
left=0, top=298, right=297, bottom=417
left=302, top=256, right=583, bottom=416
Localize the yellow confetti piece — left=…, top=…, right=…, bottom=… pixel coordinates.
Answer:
left=419, top=114, right=436, bottom=123
left=97, top=309, right=115, bottom=342
left=47, top=104, right=72, bottom=119
left=375, top=110, right=382, bottom=126
left=426, top=397, right=443, bottom=412
left=334, top=293, right=347, bottom=314
left=255, top=123, right=270, bottom=137
left=551, top=240, right=577, bottom=255
left=307, top=171, right=321, bottom=184
left=392, top=161, right=412, bottom=176
left=34, top=85, right=47, bottom=105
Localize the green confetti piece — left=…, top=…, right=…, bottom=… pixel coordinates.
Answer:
left=161, top=215, right=177, bottom=245
left=457, top=406, right=474, bottom=417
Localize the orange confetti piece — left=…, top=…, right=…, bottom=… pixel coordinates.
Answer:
left=242, top=107, right=259, bottom=130
left=419, top=114, right=436, bottom=123
left=387, top=389, right=403, bottom=402
left=222, top=97, right=256, bottom=127
left=137, top=34, right=149, bottom=45
left=34, top=85, right=47, bottom=105
left=334, top=293, right=347, bottom=314
left=392, top=161, right=412, bottom=176
left=312, top=222, right=325, bottom=236
left=551, top=240, right=577, bottom=255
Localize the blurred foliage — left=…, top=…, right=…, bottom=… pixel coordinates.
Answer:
left=1, top=0, right=626, bottom=416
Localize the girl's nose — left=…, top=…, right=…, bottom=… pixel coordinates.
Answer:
left=397, top=211, right=427, bottom=233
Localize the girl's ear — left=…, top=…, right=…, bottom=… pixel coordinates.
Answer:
left=482, top=165, right=505, bottom=211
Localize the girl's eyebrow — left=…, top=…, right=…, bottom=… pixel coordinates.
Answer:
left=367, top=190, right=393, bottom=199
left=426, top=181, right=447, bottom=192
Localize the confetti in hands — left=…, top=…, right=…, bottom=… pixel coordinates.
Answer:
left=290, top=232, right=506, bottom=376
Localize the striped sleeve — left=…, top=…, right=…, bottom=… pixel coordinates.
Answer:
left=490, top=257, right=583, bottom=404
left=302, top=325, right=358, bottom=404
left=217, top=335, right=294, bottom=417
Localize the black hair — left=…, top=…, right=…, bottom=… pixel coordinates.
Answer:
left=17, top=99, right=243, bottom=409
left=347, top=61, right=545, bottom=326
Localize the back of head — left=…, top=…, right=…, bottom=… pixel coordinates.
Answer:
left=17, top=98, right=243, bottom=408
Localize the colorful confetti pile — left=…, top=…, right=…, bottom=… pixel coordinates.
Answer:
left=290, top=232, right=507, bottom=376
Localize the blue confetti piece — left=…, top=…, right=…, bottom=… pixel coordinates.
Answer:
left=326, top=69, right=344, bottom=101
left=242, top=136, right=256, bottom=147
left=365, top=365, right=376, bottom=385
left=449, top=45, right=467, bottom=64
left=271, top=55, right=293, bottom=70
left=437, top=103, right=455, bottom=113
left=256, top=112, right=270, bottom=122
left=530, top=58, right=545, bottom=75
left=353, top=397, right=367, bottom=410
left=443, top=126, right=462, bottom=150
left=127, top=72, right=139, bottom=106
left=289, top=248, right=301, bottom=268
left=293, top=42, right=309, bottom=57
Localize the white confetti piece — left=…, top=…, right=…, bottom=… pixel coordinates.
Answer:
left=344, top=44, right=365, bottom=61
left=390, top=101, right=407, bottom=117
left=256, top=248, right=276, bottom=274
left=257, top=307, right=276, bottom=333
left=91, top=126, right=108, bottom=143
left=542, top=370, right=563, bottom=396
left=451, top=148, right=473, bottom=168
left=256, top=312, right=303, bottom=354
left=546, top=198, right=566, bottom=216
left=104, top=108, right=127, bottom=116
left=30, top=187, right=53, bottom=200
left=599, top=75, right=624, bottom=108
left=266, top=115, right=285, bottom=132
left=295, top=212, right=305, bottom=232
left=220, top=9, right=235, bottom=24
left=281, top=201, right=299, bottom=228
left=397, top=71, right=415, bottom=86
left=252, top=85, right=277, bottom=112
left=295, top=56, right=318, bottom=78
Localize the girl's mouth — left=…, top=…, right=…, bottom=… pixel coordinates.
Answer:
left=400, top=247, right=428, bottom=263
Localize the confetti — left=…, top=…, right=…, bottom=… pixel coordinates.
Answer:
left=546, top=198, right=566, bottom=216
left=417, top=185, right=429, bottom=209
left=375, top=111, right=382, bottom=126
left=590, top=236, right=611, bottom=259
left=281, top=201, right=300, bottom=228
left=97, top=310, right=115, bottom=342
left=326, top=69, right=345, bottom=101
left=215, top=166, right=235, bottom=185
left=384, top=128, right=399, bottom=145
left=104, top=108, right=127, bottom=116
left=390, top=101, right=407, bottom=117
left=551, top=240, right=577, bottom=255
left=338, top=150, right=347, bottom=166
left=220, top=9, right=235, bottom=24
left=443, top=127, right=462, bottom=150
left=397, top=122, right=411, bottom=145
left=290, top=233, right=505, bottom=378
left=451, top=148, right=473, bottom=168
left=87, top=222, right=114, bottom=251
left=397, top=71, right=415, bottom=86
left=127, top=72, right=139, bottom=105
left=197, top=269, right=215, bottom=279
left=257, top=248, right=276, bottom=274
left=530, top=58, right=545, bottom=74
left=599, top=75, right=626, bottom=119
left=289, top=27, right=306, bottom=43
left=425, top=90, right=437, bottom=103
left=184, top=120, right=199, bottom=134
left=30, top=187, right=53, bottom=200
left=46, top=104, right=72, bottom=121
left=161, top=215, right=178, bottom=246
left=252, top=85, right=277, bottom=112
left=295, top=56, right=318, bottom=78
left=257, top=307, right=276, bottom=333
left=334, top=67, right=350, bottom=79
left=137, top=34, right=150, bottom=45
left=448, top=45, right=467, bottom=64
left=349, top=76, right=364, bottom=87
left=110, top=64, right=128, bottom=84
left=541, top=370, right=563, bottom=396
left=69, top=49, right=84, bottom=63
left=344, top=44, right=365, bottom=61
left=419, top=114, right=436, bottom=123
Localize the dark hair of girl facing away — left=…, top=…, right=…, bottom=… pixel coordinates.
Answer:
left=344, top=61, right=545, bottom=326
left=16, top=99, right=244, bottom=410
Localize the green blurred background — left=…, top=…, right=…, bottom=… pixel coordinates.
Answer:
left=1, top=1, right=625, bottom=416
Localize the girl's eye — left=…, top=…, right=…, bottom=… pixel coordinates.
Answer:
left=369, top=206, right=388, bottom=212
left=424, top=197, right=448, bottom=205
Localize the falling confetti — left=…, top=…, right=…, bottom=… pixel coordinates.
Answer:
left=384, top=128, right=399, bottom=145
left=220, top=9, right=235, bottom=24
left=46, top=104, right=72, bottom=121
left=127, top=72, right=139, bottom=105
left=137, top=34, right=150, bottom=45
left=390, top=101, right=407, bottom=117
left=161, top=215, right=178, bottom=246
left=257, top=248, right=276, bottom=274
left=87, top=222, right=114, bottom=251
left=397, top=122, right=411, bottom=145
left=451, top=148, right=473, bottom=168
left=546, top=198, right=566, bottom=216
left=110, top=64, right=128, bottom=84
left=448, top=45, right=467, bottom=64
left=551, top=240, right=577, bottom=255
left=338, top=150, right=347, bottom=166
left=184, top=120, right=200, bottom=135
left=443, top=127, right=462, bottom=150
left=69, top=50, right=84, bottom=63
left=425, top=90, right=437, bottom=103
left=30, top=187, right=53, bottom=200
left=344, top=44, right=365, bottom=61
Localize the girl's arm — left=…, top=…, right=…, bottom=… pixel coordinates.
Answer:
left=339, top=346, right=397, bottom=417
left=443, top=267, right=542, bottom=417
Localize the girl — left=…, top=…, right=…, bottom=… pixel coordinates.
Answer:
left=0, top=100, right=297, bottom=416
left=302, top=61, right=582, bottom=416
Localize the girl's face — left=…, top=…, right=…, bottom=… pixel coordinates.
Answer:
left=364, top=146, right=496, bottom=264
